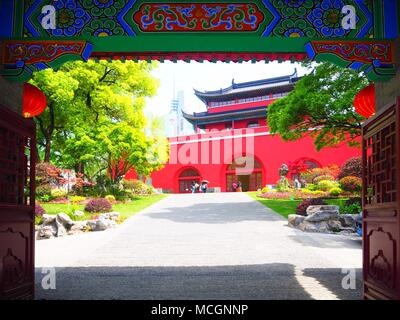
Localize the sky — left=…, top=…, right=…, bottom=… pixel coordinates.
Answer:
left=144, top=61, right=310, bottom=117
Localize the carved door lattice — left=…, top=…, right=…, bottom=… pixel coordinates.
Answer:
left=362, top=98, right=400, bottom=300
left=0, top=105, right=36, bottom=300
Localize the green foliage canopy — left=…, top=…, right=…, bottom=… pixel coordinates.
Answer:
left=267, top=62, right=369, bottom=151
left=30, top=60, right=168, bottom=183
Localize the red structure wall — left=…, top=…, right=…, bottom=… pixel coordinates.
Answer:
left=126, top=73, right=361, bottom=193
left=133, top=126, right=360, bottom=193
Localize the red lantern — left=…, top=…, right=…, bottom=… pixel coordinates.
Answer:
left=354, top=83, right=376, bottom=118
left=22, top=83, right=47, bottom=118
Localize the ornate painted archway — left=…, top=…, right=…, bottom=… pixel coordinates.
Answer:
left=0, top=0, right=398, bottom=82
left=0, top=0, right=400, bottom=300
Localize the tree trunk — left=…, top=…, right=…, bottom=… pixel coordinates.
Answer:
left=75, top=163, right=85, bottom=175
left=44, top=137, right=51, bottom=162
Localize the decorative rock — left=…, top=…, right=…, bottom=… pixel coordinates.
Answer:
left=99, top=212, right=120, bottom=221
left=73, top=210, right=85, bottom=217
left=327, top=219, right=342, bottom=232
left=68, top=221, right=87, bottom=234
left=96, top=219, right=109, bottom=231
left=38, top=225, right=57, bottom=239
left=288, top=214, right=305, bottom=228
left=339, top=214, right=358, bottom=228
left=42, top=214, right=56, bottom=225
left=108, top=212, right=120, bottom=221
left=87, top=220, right=97, bottom=231
left=87, top=218, right=116, bottom=231
left=305, top=205, right=339, bottom=222
left=56, top=221, right=67, bottom=237
left=298, top=220, right=330, bottom=233
left=56, top=213, right=74, bottom=229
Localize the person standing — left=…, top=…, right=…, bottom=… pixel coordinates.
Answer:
left=191, top=181, right=196, bottom=194
left=201, top=181, right=208, bottom=193
left=232, top=181, right=238, bottom=192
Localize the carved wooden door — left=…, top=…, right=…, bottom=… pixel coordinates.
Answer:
left=362, top=97, right=400, bottom=300
left=0, top=105, right=36, bottom=300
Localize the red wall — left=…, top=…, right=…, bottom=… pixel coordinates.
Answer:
left=133, top=127, right=361, bottom=193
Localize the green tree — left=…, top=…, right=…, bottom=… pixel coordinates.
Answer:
left=267, top=62, right=369, bottom=150
left=31, top=60, right=167, bottom=183
left=30, top=68, right=79, bottom=161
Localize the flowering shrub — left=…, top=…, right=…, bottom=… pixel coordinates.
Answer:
left=35, top=204, right=46, bottom=217
left=69, top=196, right=86, bottom=203
left=339, top=176, right=362, bottom=193
left=313, top=175, right=334, bottom=184
left=50, top=188, right=67, bottom=200
left=305, top=183, right=317, bottom=191
left=260, top=187, right=269, bottom=193
left=85, top=198, right=112, bottom=213
left=276, top=177, right=291, bottom=192
left=301, top=189, right=326, bottom=196
left=316, top=180, right=338, bottom=191
left=296, top=198, right=327, bottom=216
left=36, top=184, right=52, bottom=201
left=258, top=190, right=328, bottom=200
left=338, top=157, right=362, bottom=180
left=105, top=195, right=116, bottom=203
left=329, top=187, right=343, bottom=197
left=301, top=165, right=340, bottom=183
left=122, top=179, right=148, bottom=194
left=36, top=162, right=66, bottom=188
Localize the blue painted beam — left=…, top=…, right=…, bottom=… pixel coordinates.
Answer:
left=0, top=0, right=15, bottom=38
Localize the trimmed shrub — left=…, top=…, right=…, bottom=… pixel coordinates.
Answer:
left=305, top=183, right=317, bottom=191
left=300, top=165, right=340, bottom=183
left=122, top=179, right=148, bottom=194
left=85, top=198, right=112, bottom=213
left=36, top=184, right=52, bottom=198
left=340, top=197, right=362, bottom=215
left=276, top=177, right=290, bottom=192
left=345, top=197, right=362, bottom=207
left=329, top=187, right=343, bottom=197
left=316, top=180, right=338, bottom=191
left=339, top=176, right=362, bottom=193
left=146, top=186, right=154, bottom=195
left=261, top=187, right=269, bottom=193
left=50, top=188, right=67, bottom=200
left=69, top=195, right=86, bottom=203
left=105, top=195, right=116, bottom=203
left=313, top=175, right=334, bottom=184
left=296, top=198, right=327, bottom=216
left=338, top=157, right=362, bottom=180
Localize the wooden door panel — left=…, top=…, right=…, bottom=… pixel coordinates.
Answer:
left=0, top=105, right=36, bottom=300
left=362, top=98, right=400, bottom=300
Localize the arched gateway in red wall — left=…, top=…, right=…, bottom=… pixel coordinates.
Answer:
left=0, top=0, right=399, bottom=300
left=178, top=167, right=202, bottom=193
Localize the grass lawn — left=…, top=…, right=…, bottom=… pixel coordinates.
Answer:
left=40, top=194, right=169, bottom=219
left=247, top=192, right=348, bottom=219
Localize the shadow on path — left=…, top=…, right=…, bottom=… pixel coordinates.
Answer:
left=35, top=264, right=362, bottom=300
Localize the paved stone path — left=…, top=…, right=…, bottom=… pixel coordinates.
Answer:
left=35, top=193, right=362, bottom=300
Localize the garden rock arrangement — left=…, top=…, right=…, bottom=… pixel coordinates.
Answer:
left=36, top=211, right=121, bottom=240
left=288, top=205, right=358, bottom=235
